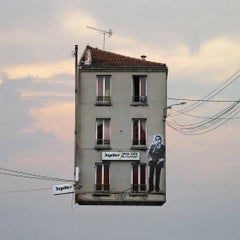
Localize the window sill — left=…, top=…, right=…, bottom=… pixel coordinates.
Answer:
left=95, top=145, right=111, bottom=150
left=131, top=102, right=148, bottom=107
left=95, top=102, right=112, bottom=106
left=129, top=192, right=148, bottom=196
left=93, top=192, right=111, bottom=196
left=131, top=146, right=147, bottom=150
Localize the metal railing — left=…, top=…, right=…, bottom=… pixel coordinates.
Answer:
left=132, top=95, right=147, bottom=103
left=96, top=96, right=111, bottom=103
left=96, top=139, right=111, bottom=145
left=132, top=139, right=146, bottom=146
left=131, top=184, right=147, bottom=192
left=95, top=184, right=110, bottom=191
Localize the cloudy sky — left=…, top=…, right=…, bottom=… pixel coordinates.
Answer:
left=0, top=0, right=240, bottom=239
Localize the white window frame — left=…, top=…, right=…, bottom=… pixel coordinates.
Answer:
left=131, top=163, right=147, bottom=192
left=132, top=118, right=147, bottom=146
left=96, top=75, right=111, bottom=103
left=95, top=163, right=110, bottom=192
left=96, top=118, right=111, bottom=146
left=132, top=75, right=147, bottom=103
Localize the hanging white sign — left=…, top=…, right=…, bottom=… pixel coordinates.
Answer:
left=102, top=152, right=140, bottom=161
left=53, top=184, right=74, bottom=195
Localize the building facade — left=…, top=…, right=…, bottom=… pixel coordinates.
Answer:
left=74, top=45, right=168, bottom=205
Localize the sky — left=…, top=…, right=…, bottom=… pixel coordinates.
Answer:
left=0, top=0, right=240, bottom=239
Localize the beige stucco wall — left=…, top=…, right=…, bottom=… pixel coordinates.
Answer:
left=75, top=69, right=167, bottom=204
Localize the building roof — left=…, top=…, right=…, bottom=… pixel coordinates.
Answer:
left=79, top=45, right=167, bottom=72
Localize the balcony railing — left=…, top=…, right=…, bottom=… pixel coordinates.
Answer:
left=132, top=95, right=147, bottom=103
left=95, top=184, right=110, bottom=192
left=96, top=139, right=110, bottom=146
left=131, top=184, right=147, bottom=192
left=96, top=96, right=111, bottom=103
left=132, top=139, right=146, bottom=146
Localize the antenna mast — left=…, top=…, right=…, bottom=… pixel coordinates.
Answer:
left=87, top=26, right=113, bottom=50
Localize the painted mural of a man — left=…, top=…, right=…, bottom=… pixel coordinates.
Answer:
left=148, top=134, right=165, bottom=192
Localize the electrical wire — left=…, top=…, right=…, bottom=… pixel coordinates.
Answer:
left=0, top=187, right=52, bottom=194
left=0, top=167, right=74, bottom=183
left=166, top=68, right=240, bottom=135
left=171, top=68, right=240, bottom=116
left=167, top=100, right=240, bottom=135
left=167, top=109, right=240, bottom=135
left=170, top=102, right=239, bottom=129
left=169, top=107, right=240, bottom=120
left=168, top=97, right=240, bottom=103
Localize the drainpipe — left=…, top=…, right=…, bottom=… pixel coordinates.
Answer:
left=74, top=45, right=79, bottom=183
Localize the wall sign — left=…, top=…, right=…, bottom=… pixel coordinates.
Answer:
left=53, top=184, right=74, bottom=195
left=102, top=152, right=140, bottom=161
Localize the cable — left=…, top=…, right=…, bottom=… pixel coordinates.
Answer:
left=169, top=102, right=239, bottom=130
left=0, top=187, right=52, bottom=194
left=166, top=68, right=240, bottom=135
left=168, top=101, right=240, bottom=130
left=167, top=101, right=240, bottom=135
left=169, top=107, right=240, bottom=120
left=172, top=68, right=240, bottom=115
left=0, top=167, right=74, bottom=183
left=168, top=97, right=240, bottom=103
left=167, top=108, right=240, bottom=135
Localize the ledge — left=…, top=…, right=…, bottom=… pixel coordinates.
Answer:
left=95, top=102, right=112, bottom=106
left=129, top=192, right=148, bottom=196
left=92, top=192, right=111, bottom=196
left=95, top=145, right=111, bottom=150
left=131, top=146, right=148, bottom=150
left=130, top=103, right=148, bottom=107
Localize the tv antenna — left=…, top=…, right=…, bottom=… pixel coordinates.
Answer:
left=87, top=26, right=113, bottom=50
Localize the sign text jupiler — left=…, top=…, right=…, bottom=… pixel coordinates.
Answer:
left=102, top=152, right=140, bottom=161
left=53, top=184, right=74, bottom=195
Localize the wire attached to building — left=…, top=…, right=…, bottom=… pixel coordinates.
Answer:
left=0, top=166, right=74, bottom=183
left=168, top=97, right=240, bottom=103
left=166, top=68, right=240, bottom=135
left=167, top=100, right=240, bottom=135
left=0, top=187, right=52, bottom=194
left=169, top=68, right=240, bottom=116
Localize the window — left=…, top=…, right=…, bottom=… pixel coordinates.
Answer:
left=96, top=75, right=111, bottom=104
left=132, top=163, right=147, bottom=192
left=95, top=163, right=110, bottom=191
left=132, top=119, right=146, bottom=146
left=96, top=119, right=110, bottom=146
left=132, top=75, right=147, bottom=103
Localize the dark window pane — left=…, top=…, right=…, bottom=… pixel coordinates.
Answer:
left=133, top=76, right=140, bottom=101
left=96, top=165, right=102, bottom=191
left=104, top=164, right=109, bottom=190
left=132, top=164, right=138, bottom=191
left=133, top=120, right=138, bottom=145
left=140, top=120, right=146, bottom=145
left=104, top=120, right=110, bottom=141
left=97, top=120, right=103, bottom=143
left=140, top=165, right=146, bottom=191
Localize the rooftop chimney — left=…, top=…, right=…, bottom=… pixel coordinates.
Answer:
left=141, top=55, right=146, bottom=61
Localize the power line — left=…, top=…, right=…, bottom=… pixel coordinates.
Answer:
left=168, top=97, right=240, bottom=103
left=0, top=187, right=52, bottom=194
left=0, top=167, right=74, bottom=183
left=166, top=68, right=240, bottom=135
left=167, top=100, right=240, bottom=135
left=170, top=101, right=239, bottom=129
left=173, top=68, right=240, bottom=114
left=170, top=108, right=240, bottom=120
